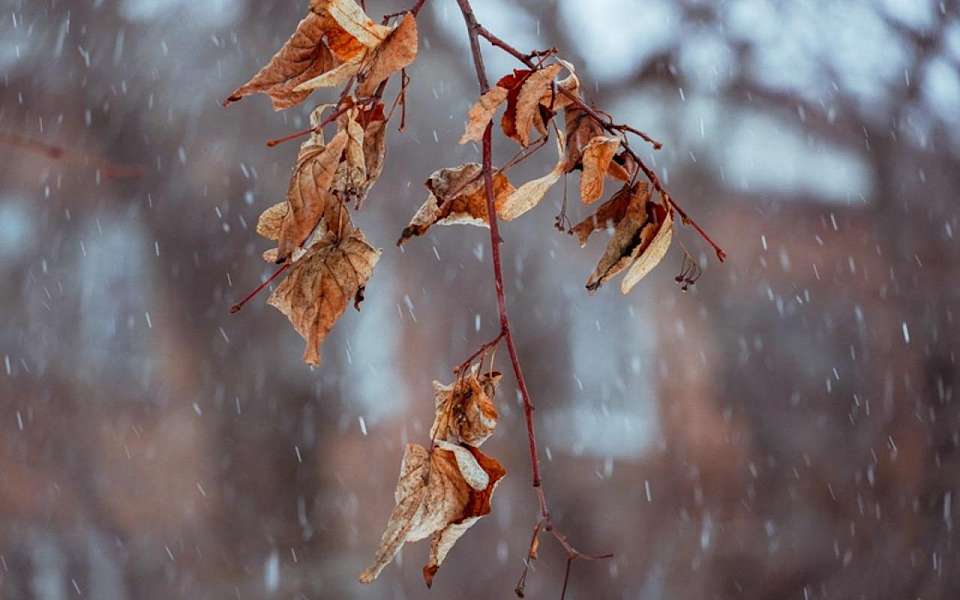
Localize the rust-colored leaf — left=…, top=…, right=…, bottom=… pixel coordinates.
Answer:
left=430, top=369, right=501, bottom=447
left=356, top=12, right=419, bottom=97
left=398, top=164, right=516, bottom=244
left=498, top=69, right=534, bottom=144
left=585, top=187, right=672, bottom=293
left=563, top=106, right=606, bottom=172
left=459, top=86, right=509, bottom=145
left=311, top=0, right=392, bottom=58
left=571, top=181, right=647, bottom=246
left=277, top=129, right=349, bottom=260
left=358, top=441, right=506, bottom=586
left=514, top=64, right=563, bottom=147
left=579, top=135, right=621, bottom=204
left=268, top=227, right=380, bottom=365
left=224, top=12, right=338, bottom=110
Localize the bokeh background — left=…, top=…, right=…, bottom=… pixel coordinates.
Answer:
left=2, top=0, right=959, bottom=598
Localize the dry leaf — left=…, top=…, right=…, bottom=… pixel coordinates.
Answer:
left=563, top=106, right=606, bottom=172
left=607, top=150, right=638, bottom=181
left=268, top=227, right=380, bottom=365
left=331, top=108, right=367, bottom=203
left=498, top=69, right=534, bottom=144
left=224, top=12, right=338, bottom=110
left=430, top=369, right=501, bottom=447
left=620, top=209, right=673, bottom=294
left=276, top=129, right=349, bottom=260
left=514, top=64, right=562, bottom=147
left=256, top=202, right=289, bottom=241
left=459, top=86, right=509, bottom=145
left=579, top=135, right=621, bottom=204
left=539, top=59, right=580, bottom=111
left=571, top=181, right=647, bottom=246
left=498, top=134, right=566, bottom=221
left=311, top=0, right=391, bottom=52
left=399, top=164, right=515, bottom=244
left=358, top=103, right=388, bottom=204
left=358, top=442, right=506, bottom=586
left=294, top=57, right=364, bottom=92
left=356, top=13, right=419, bottom=97
left=585, top=187, right=672, bottom=293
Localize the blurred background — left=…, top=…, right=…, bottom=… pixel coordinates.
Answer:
left=1, top=0, right=958, bottom=598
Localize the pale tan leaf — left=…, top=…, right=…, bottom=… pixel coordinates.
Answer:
left=294, top=56, right=364, bottom=92
left=262, top=248, right=280, bottom=263
left=277, top=129, right=349, bottom=260
left=398, top=164, right=515, bottom=244
left=540, top=59, right=580, bottom=110
left=459, top=86, right=509, bottom=145
left=514, top=64, right=562, bottom=147
left=356, top=12, right=418, bottom=97
left=498, top=135, right=566, bottom=221
left=620, top=209, right=673, bottom=294
left=331, top=107, right=367, bottom=203
left=256, top=202, right=289, bottom=241
left=579, top=135, right=621, bottom=204
left=358, top=442, right=506, bottom=586
left=224, top=12, right=338, bottom=110
left=268, top=228, right=379, bottom=365
left=359, top=103, right=388, bottom=198
left=430, top=369, right=501, bottom=447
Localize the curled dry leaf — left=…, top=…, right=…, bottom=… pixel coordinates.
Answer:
left=356, top=102, right=388, bottom=207
left=459, top=86, right=509, bottom=145
left=332, top=107, right=367, bottom=203
left=268, top=227, right=380, bottom=365
left=514, top=64, right=563, bottom=147
left=607, top=149, right=638, bottom=182
left=311, top=0, right=391, bottom=58
left=563, top=106, right=607, bottom=173
left=571, top=181, right=647, bottom=246
left=498, top=134, right=566, bottom=221
left=398, top=163, right=516, bottom=244
left=356, top=12, right=418, bottom=97
left=224, top=12, right=337, bottom=110
left=579, top=135, right=621, bottom=204
left=539, top=59, right=580, bottom=111
left=358, top=442, right=506, bottom=586
left=620, top=208, right=673, bottom=294
left=497, top=69, right=534, bottom=144
left=585, top=183, right=672, bottom=293
left=277, top=129, right=349, bottom=260
left=430, top=369, right=501, bottom=447
left=256, top=202, right=289, bottom=242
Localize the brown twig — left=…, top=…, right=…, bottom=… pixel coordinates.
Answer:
left=455, top=1, right=611, bottom=596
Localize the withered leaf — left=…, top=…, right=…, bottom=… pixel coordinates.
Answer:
left=358, top=103, right=388, bottom=203
left=277, top=129, right=349, bottom=260
left=539, top=59, right=580, bottom=111
left=331, top=107, right=367, bottom=203
left=224, top=12, right=338, bottom=110
left=498, top=69, right=534, bottom=144
left=294, top=57, right=364, bottom=92
left=571, top=181, right=647, bottom=246
left=563, top=106, right=607, bottom=172
left=311, top=0, right=392, bottom=58
left=579, top=135, right=621, bottom=204
left=358, top=441, right=506, bottom=586
left=268, top=227, right=380, bottom=365
left=607, top=149, right=638, bottom=182
left=620, top=208, right=673, bottom=294
left=459, top=86, right=509, bottom=145
left=356, top=12, right=419, bottom=97
left=498, top=134, right=566, bottom=221
left=430, top=369, right=501, bottom=447
left=256, top=201, right=289, bottom=242
left=514, top=64, right=563, bottom=147
left=399, top=164, right=516, bottom=244
left=585, top=187, right=672, bottom=294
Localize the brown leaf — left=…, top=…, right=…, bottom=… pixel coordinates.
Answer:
left=579, top=135, right=621, bottom=204
left=256, top=202, right=289, bottom=241
left=311, top=0, right=392, bottom=59
left=498, top=69, right=534, bottom=144
left=358, top=442, right=506, bottom=586
left=585, top=188, right=672, bottom=293
left=539, top=59, right=580, bottom=111
left=459, top=86, right=509, bottom=145
left=398, top=164, right=516, bottom=244
left=563, top=106, right=606, bottom=172
left=356, top=12, right=419, bottom=97
left=224, top=12, right=338, bottom=110
left=498, top=134, right=566, bottom=221
left=268, top=227, right=380, bottom=365
left=277, top=129, right=349, bottom=260
left=571, top=181, right=647, bottom=246
left=358, top=103, right=388, bottom=203
left=607, top=149, right=638, bottom=181
left=514, top=64, right=563, bottom=147
left=620, top=208, right=673, bottom=293
left=331, top=108, right=367, bottom=203
left=430, top=369, right=501, bottom=447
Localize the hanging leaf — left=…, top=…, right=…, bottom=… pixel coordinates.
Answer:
left=267, top=227, right=380, bottom=365
left=498, top=69, right=534, bottom=144
left=430, top=369, right=501, bottom=447
left=513, top=63, right=563, bottom=147
left=571, top=181, right=646, bottom=246
left=311, top=0, right=392, bottom=57
left=498, top=134, right=566, bottom=221
left=356, top=12, right=419, bottom=97
left=398, top=164, right=515, bottom=244
left=579, top=135, right=621, bottom=204
left=563, top=106, right=606, bottom=172
left=358, top=441, right=506, bottom=586
left=459, top=86, right=510, bottom=145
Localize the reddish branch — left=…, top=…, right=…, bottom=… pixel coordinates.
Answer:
left=455, top=1, right=613, bottom=597
left=0, top=131, right=145, bottom=179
